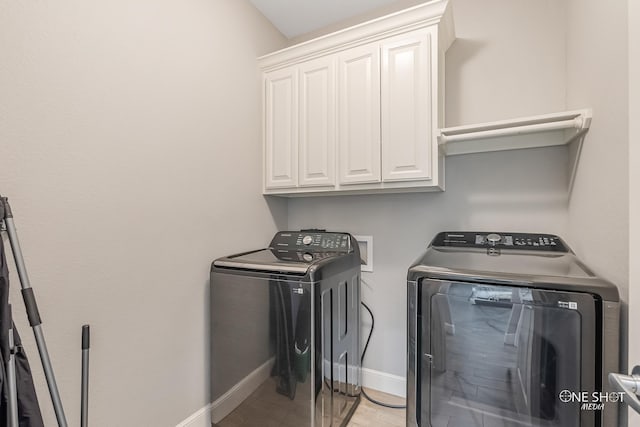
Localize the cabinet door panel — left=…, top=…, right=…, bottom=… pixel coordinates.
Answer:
left=338, top=43, right=381, bottom=185
left=299, top=57, right=336, bottom=187
left=381, top=29, right=433, bottom=182
left=265, top=68, right=298, bottom=189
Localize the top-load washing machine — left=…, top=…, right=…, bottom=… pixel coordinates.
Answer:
left=210, top=230, right=361, bottom=427
left=407, top=231, right=620, bottom=427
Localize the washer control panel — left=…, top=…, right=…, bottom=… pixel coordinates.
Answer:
left=270, top=231, right=353, bottom=253
left=432, top=232, right=569, bottom=252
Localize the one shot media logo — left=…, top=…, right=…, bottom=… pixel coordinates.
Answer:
left=559, top=390, right=626, bottom=410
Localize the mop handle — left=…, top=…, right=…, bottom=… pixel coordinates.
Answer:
left=81, top=325, right=90, bottom=427
left=1, top=196, right=68, bottom=427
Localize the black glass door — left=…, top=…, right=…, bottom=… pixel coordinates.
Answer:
left=420, top=279, right=598, bottom=427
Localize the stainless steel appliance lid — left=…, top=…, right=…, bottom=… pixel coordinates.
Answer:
left=408, top=231, right=620, bottom=301
left=213, top=248, right=341, bottom=275
left=213, top=231, right=356, bottom=275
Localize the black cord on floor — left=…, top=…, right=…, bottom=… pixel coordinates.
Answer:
left=360, top=301, right=406, bottom=409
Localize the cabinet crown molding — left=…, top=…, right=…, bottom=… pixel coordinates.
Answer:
left=259, top=0, right=454, bottom=71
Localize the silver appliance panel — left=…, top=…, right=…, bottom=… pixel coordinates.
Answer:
left=210, top=267, right=361, bottom=427
left=409, top=278, right=614, bottom=427
left=407, top=232, right=620, bottom=427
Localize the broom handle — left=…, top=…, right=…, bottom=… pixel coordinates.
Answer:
left=81, top=325, right=90, bottom=427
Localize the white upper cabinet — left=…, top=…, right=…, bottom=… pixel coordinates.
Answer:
left=338, top=43, right=381, bottom=185
left=298, top=57, right=336, bottom=187
left=381, top=28, right=434, bottom=182
left=260, top=0, right=454, bottom=196
left=264, top=67, right=298, bottom=189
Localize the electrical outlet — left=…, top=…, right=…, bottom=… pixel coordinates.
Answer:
left=354, top=235, right=373, bottom=272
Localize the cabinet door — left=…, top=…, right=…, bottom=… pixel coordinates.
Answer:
left=381, top=28, right=434, bottom=182
left=264, top=67, right=298, bottom=189
left=299, top=57, right=336, bottom=187
left=338, top=43, right=381, bottom=185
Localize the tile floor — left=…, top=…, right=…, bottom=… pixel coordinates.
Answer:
left=348, top=388, right=406, bottom=427
left=214, top=382, right=405, bottom=427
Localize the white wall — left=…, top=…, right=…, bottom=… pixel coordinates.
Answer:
left=445, top=0, right=566, bottom=125
left=628, top=0, right=639, bottom=425
left=565, top=0, right=629, bottom=297
left=288, top=0, right=569, bottom=379
left=0, top=1, right=286, bottom=425
left=564, top=4, right=629, bottom=425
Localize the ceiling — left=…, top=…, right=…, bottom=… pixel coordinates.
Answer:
left=249, top=0, right=408, bottom=39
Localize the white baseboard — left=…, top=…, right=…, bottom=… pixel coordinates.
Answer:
left=362, top=368, right=406, bottom=398
left=176, top=403, right=211, bottom=427
left=211, top=358, right=274, bottom=423
left=177, top=364, right=405, bottom=426
left=176, top=358, right=273, bottom=427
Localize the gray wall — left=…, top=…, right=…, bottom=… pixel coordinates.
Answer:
left=0, top=0, right=286, bottom=425
left=564, top=4, right=630, bottom=425
left=566, top=0, right=629, bottom=298
left=288, top=0, right=570, bottom=378
left=629, top=1, right=639, bottom=426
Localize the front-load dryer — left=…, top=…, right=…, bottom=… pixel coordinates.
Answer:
left=407, top=232, right=620, bottom=427
left=210, top=230, right=361, bottom=427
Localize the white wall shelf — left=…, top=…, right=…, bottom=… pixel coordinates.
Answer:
left=438, top=109, right=592, bottom=192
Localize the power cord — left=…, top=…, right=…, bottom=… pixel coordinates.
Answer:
left=360, top=301, right=406, bottom=409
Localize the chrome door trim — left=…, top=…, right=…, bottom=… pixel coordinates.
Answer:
left=407, top=281, right=418, bottom=427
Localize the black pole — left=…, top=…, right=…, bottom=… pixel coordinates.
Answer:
left=81, top=325, right=90, bottom=427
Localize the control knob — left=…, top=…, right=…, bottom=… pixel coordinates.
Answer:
left=302, top=235, right=314, bottom=245
left=486, top=233, right=502, bottom=245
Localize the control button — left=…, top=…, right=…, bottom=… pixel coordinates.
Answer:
left=302, top=235, right=313, bottom=245
left=486, top=233, right=502, bottom=245
left=302, top=253, right=313, bottom=262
